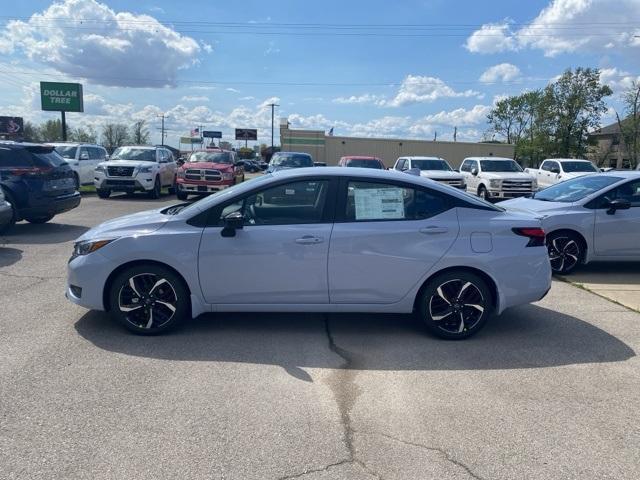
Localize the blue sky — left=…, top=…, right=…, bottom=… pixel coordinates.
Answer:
left=1, top=0, right=639, bottom=147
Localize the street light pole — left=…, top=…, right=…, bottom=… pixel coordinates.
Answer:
left=269, top=103, right=279, bottom=150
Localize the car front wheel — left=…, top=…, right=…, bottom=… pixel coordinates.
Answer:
left=547, top=231, right=582, bottom=275
left=418, top=271, right=492, bottom=339
left=25, top=214, right=54, bottom=224
left=149, top=177, right=161, bottom=199
left=97, top=188, right=111, bottom=199
left=108, top=264, right=190, bottom=334
left=478, top=185, right=490, bottom=201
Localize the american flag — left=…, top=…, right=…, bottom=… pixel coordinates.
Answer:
left=191, top=127, right=200, bottom=137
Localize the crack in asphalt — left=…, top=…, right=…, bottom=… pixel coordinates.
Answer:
left=0, top=271, right=64, bottom=281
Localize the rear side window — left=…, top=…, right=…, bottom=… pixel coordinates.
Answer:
left=27, top=147, right=67, bottom=167
left=0, top=147, right=34, bottom=167
left=89, top=147, right=105, bottom=160
left=344, top=181, right=449, bottom=222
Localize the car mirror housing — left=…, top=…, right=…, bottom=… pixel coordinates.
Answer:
left=551, top=167, right=560, bottom=174
left=221, top=211, right=244, bottom=237
left=471, top=168, right=478, bottom=176
left=607, top=198, right=631, bottom=215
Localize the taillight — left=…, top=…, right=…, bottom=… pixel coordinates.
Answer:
left=10, top=166, right=53, bottom=177
left=512, top=227, right=546, bottom=247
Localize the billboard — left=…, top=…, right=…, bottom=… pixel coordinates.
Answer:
left=202, top=130, right=222, bottom=138
left=180, top=136, right=203, bottom=144
left=235, top=128, right=258, bottom=141
left=0, top=116, right=24, bottom=136
left=40, top=82, right=84, bottom=112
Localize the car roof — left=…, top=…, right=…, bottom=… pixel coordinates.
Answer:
left=599, top=170, right=640, bottom=179
left=543, top=158, right=591, bottom=162
left=464, top=157, right=514, bottom=161
left=118, top=145, right=157, bottom=150
left=342, top=156, right=380, bottom=160
left=274, top=151, right=311, bottom=156
left=47, top=142, right=102, bottom=147
left=403, top=156, right=444, bottom=160
left=0, top=141, right=53, bottom=149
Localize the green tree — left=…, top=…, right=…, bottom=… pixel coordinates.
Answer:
left=39, top=119, right=64, bottom=142
left=101, top=123, right=130, bottom=153
left=616, top=80, right=640, bottom=169
left=131, top=120, right=150, bottom=145
left=238, top=147, right=255, bottom=159
left=69, top=126, right=97, bottom=143
left=22, top=121, right=42, bottom=142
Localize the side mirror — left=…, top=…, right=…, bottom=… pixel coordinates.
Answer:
left=607, top=198, right=631, bottom=215
left=471, top=168, right=478, bottom=176
left=453, top=169, right=460, bottom=173
left=221, top=211, right=244, bottom=237
left=551, top=167, right=560, bottom=174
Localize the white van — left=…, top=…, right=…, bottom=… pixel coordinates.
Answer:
left=49, top=143, right=108, bottom=189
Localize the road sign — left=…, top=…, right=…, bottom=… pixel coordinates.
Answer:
left=0, top=116, right=23, bottom=136
left=40, top=82, right=84, bottom=112
left=235, top=128, right=257, bottom=141
left=202, top=130, right=222, bottom=138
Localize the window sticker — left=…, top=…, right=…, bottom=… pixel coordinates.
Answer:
left=354, top=187, right=405, bottom=220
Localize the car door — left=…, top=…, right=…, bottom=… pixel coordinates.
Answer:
left=157, top=150, right=170, bottom=186
left=87, top=147, right=102, bottom=184
left=593, top=179, right=640, bottom=257
left=77, top=147, right=91, bottom=185
left=164, top=150, right=177, bottom=185
left=198, top=177, right=335, bottom=304
left=328, top=178, right=460, bottom=304
left=465, top=160, right=479, bottom=192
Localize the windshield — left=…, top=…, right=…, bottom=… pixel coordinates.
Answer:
left=189, top=151, right=233, bottom=164
left=271, top=154, right=313, bottom=168
left=561, top=161, right=598, bottom=173
left=54, top=146, right=77, bottom=159
left=534, top=175, right=622, bottom=202
left=480, top=160, right=523, bottom=172
left=346, top=159, right=383, bottom=169
left=111, top=147, right=156, bottom=162
left=412, top=159, right=451, bottom=171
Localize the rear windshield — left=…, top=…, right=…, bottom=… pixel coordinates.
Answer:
left=346, top=159, right=383, bottom=169
left=111, top=147, right=156, bottom=162
left=189, top=151, right=233, bottom=164
left=412, top=159, right=451, bottom=171
left=54, top=146, right=77, bottom=159
left=562, top=161, right=598, bottom=173
left=271, top=154, right=313, bottom=167
left=24, top=146, right=67, bottom=167
left=480, top=160, right=522, bottom=172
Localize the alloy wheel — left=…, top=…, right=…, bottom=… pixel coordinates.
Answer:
left=548, top=236, right=580, bottom=273
left=118, top=273, right=178, bottom=329
left=428, top=279, right=485, bottom=334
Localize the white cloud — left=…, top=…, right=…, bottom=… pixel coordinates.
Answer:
left=0, top=0, right=202, bottom=87
left=181, top=95, right=210, bottom=102
left=332, top=94, right=385, bottom=105
left=264, top=41, right=280, bottom=56
left=226, top=88, right=240, bottom=93
left=239, top=96, right=255, bottom=101
left=600, top=67, right=640, bottom=94
left=381, top=75, right=481, bottom=107
left=479, top=63, right=521, bottom=83
left=465, top=22, right=517, bottom=54
left=466, top=0, right=640, bottom=57
left=417, top=105, right=493, bottom=127
left=257, top=96, right=281, bottom=110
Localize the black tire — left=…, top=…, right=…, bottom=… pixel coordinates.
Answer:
left=25, top=214, right=54, bottom=224
left=478, top=185, right=490, bottom=201
left=108, top=264, right=190, bottom=335
left=73, top=172, right=80, bottom=190
left=0, top=191, right=17, bottom=234
left=97, top=188, right=111, bottom=199
left=176, top=190, right=188, bottom=201
left=547, top=231, right=583, bottom=275
left=149, top=177, right=161, bottom=199
left=168, top=176, right=177, bottom=195
left=418, top=271, right=492, bottom=340
left=241, top=174, right=245, bottom=182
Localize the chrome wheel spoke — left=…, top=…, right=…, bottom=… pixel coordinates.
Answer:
left=457, top=312, right=465, bottom=333
left=149, top=278, right=168, bottom=295
left=156, top=300, right=176, bottom=313
left=129, top=277, right=142, bottom=297
left=119, top=304, right=143, bottom=312
left=429, top=279, right=485, bottom=335
left=118, top=273, right=178, bottom=330
left=432, top=308, right=454, bottom=321
left=145, top=308, right=154, bottom=329
left=464, top=303, right=484, bottom=313
left=457, top=281, right=472, bottom=300
left=436, top=286, right=451, bottom=305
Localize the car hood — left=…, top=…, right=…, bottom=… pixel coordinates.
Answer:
left=419, top=170, right=464, bottom=179
left=267, top=165, right=295, bottom=173
left=180, top=162, right=233, bottom=170
left=76, top=208, right=170, bottom=242
left=559, top=171, right=595, bottom=180
left=99, top=159, right=155, bottom=169
left=499, top=196, right=571, bottom=216
left=481, top=172, right=535, bottom=181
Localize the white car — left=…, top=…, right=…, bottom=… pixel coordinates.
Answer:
left=501, top=171, right=640, bottom=274
left=525, top=159, right=599, bottom=189
left=67, top=167, right=551, bottom=339
left=94, top=146, right=177, bottom=199
left=460, top=157, right=537, bottom=201
left=49, top=143, right=108, bottom=189
left=393, top=156, right=466, bottom=190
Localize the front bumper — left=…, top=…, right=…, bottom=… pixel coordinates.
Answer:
left=66, top=250, right=114, bottom=311
left=95, top=173, right=155, bottom=192
left=488, top=189, right=535, bottom=199
left=177, top=181, right=233, bottom=194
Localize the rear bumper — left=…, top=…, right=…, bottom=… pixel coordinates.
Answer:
left=19, top=192, right=81, bottom=219
left=0, top=201, right=13, bottom=225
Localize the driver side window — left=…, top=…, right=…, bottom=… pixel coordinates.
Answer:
left=606, top=180, right=640, bottom=207
left=219, top=180, right=330, bottom=226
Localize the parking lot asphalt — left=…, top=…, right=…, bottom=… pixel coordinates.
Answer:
left=1, top=193, right=639, bottom=480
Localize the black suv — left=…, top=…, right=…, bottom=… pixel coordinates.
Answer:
left=0, top=142, right=81, bottom=231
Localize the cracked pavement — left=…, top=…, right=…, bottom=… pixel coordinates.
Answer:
left=1, top=195, right=639, bottom=479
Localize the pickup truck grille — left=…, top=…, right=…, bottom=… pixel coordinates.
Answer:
left=185, top=169, right=222, bottom=182
left=502, top=180, right=533, bottom=192
left=107, top=166, right=135, bottom=177
left=434, top=178, right=464, bottom=188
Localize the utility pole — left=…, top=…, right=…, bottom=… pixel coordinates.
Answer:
left=433, top=131, right=437, bottom=142
left=157, top=114, right=166, bottom=146
left=453, top=126, right=457, bottom=142
left=268, top=102, right=279, bottom=150
left=61, top=111, right=67, bottom=141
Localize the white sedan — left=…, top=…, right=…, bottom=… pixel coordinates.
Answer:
left=67, top=167, right=551, bottom=339
left=501, top=171, right=640, bottom=274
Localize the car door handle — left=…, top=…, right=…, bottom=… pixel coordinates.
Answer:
left=295, top=235, right=324, bottom=244
left=419, top=226, right=448, bottom=234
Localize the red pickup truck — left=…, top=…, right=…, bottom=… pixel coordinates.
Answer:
left=176, top=149, right=244, bottom=200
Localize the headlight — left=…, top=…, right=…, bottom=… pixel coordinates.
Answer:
left=489, top=179, right=502, bottom=188
left=532, top=179, right=538, bottom=189
left=71, top=239, right=114, bottom=260
left=95, top=164, right=106, bottom=173
left=137, top=165, right=155, bottom=174
left=222, top=172, right=233, bottom=180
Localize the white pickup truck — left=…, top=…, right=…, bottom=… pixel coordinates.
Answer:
left=524, top=158, right=599, bottom=189
left=459, top=157, right=537, bottom=201
left=392, top=156, right=466, bottom=189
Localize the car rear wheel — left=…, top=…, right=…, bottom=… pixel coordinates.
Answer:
left=547, top=231, right=582, bottom=275
left=176, top=190, right=188, bottom=201
left=168, top=176, right=177, bottom=195
left=0, top=191, right=17, bottom=234
left=73, top=172, right=80, bottom=190
left=418, top=271, right=492, bottom=339
left=149, top=177, right=161, bottom=199
left=108, top=264, right=190, bottom=334
left=97, top=188, right=111, bottom=199
left=25, top=214, right=55, bottom=224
